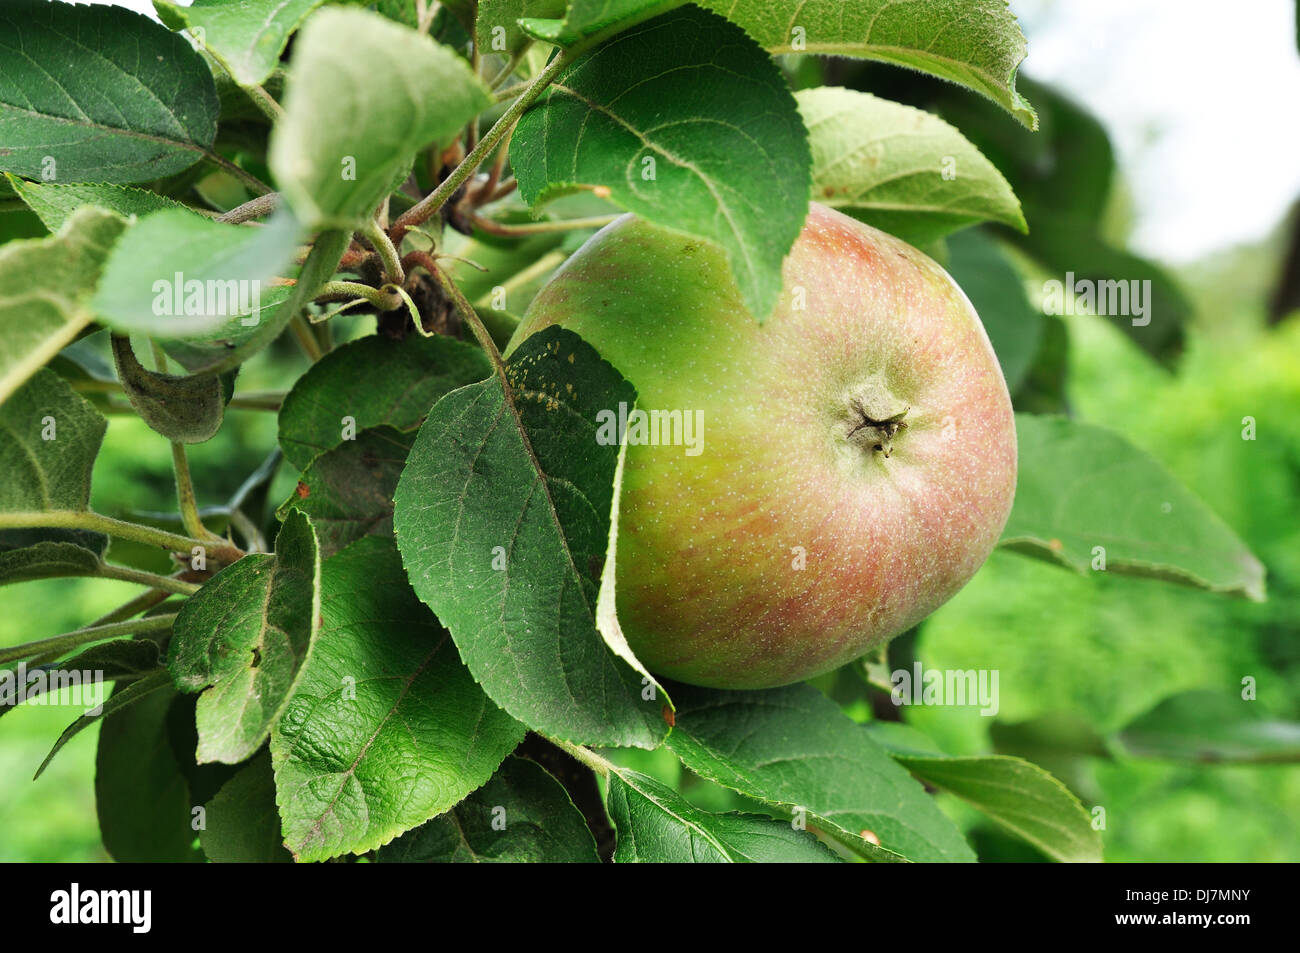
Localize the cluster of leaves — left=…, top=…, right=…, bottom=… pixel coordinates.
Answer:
left=0, top=0, right=1271, bottom=863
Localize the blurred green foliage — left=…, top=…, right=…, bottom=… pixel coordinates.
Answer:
left=910, top=306, right=1300, bottom=862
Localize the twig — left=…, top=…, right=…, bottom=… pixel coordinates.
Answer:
left=0, top=511, right=210, bottom=555
left=98, top=564, right=200, bottom=596
left=0, top=615, right=179, bottom=666
left=245, top=83, right=285, bottom=123
left=86, top=588, right=174, bottom=629
left=471, top=213, right=617, bottom=237
left=391, top=50, right=575, bottom=244
left=216, top=192, right=281, bottom=224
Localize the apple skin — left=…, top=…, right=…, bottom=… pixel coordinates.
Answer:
left=507, top=203, right=1016, bottom=689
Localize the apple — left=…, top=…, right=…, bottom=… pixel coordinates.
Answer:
left=507, top=203, right=1017, bottom=689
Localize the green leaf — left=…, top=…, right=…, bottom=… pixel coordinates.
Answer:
left=1014, top=221, right=1191, bottom=363
left=795, top=87, right=1024, bottom=247
left=91, top=208, right=302, bottom=341
left=1117, top=691, right=1300, bottom=764
left=183, top=228, right=349, bottom=376
left=1001, top=414, right=1267, bottom=600
left=989, top=712, right=1112, bottom=762
left=0, top=368, right=106, bottom=514
left=1011, top=314, right=1069, bottom=415
left=35, top=668, right=172, bottom=779
left=893, top=754, right=1103, bottom=863
left=110, top=335, right=224, bottom=444
left=394, top=327, right=667, bottom=747
left=4, top=174, right=192, bottom=233
left=167, top=694, right=242, bottom=806
left=376, top=757, right=598, bottom=862
left=606, top=767, right=841, bottom=863
left=666, top=683, right=974, bottom=861
left=2, top=634, right=161, bottom=721
left=277, top=426, right=414, bottom=558
left=517, top=0, right=676, bottom=43
left=701, top=0, right=1037, bottom=128
left=268, top=6, right=491, bottom=227
left=478, top=0, right=567, bottom=57
left=0, top=528, right=107, bottom=587
left=169, top=510, right=322, bottom=764
left=3, top=635, right=160, bottom=707
left=277, top=334, right=490, bottom=471
left=942, top=77, right=1106, bottom=227
left=0, top=207, right=128, bottom=405
left=0, top=0, right=219, bottom=183
left=595, top=433, right=667, bottom=705
left=271, top=537, right=524, bottom=861
left=511, top=5, right=812, bottom=321
left=95, top=681, right=202, bottom=862
left=155, top=0, right=324, bottom=88
left=944, top=229, right=1041, bottom=393
left=201, top=751, right=293, bottom=862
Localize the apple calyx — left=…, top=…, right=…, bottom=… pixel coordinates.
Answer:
left=843, top=392, right=910, bottom=458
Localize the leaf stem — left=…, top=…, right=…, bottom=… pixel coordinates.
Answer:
left=225, top=508, right=266, bottom=553
left=0, top=511, right=205, bottom=554
left=493, top=80, right=530, bottom=103
left=472, top=248, right=566, bottom=309
left=227, top=390, right=286, bottom=411
left=0, top=615, right=178, bottom=667
left=86, top=588, right=174, bottom=629
left=98, top=564, right=199, bottom=596
left=203, top=43, right=285, bottom=123
left=149, top=340, right=221, bottom=545
left=391, top=49, right=575, bottom=243
left=170, top=441, right=218, bottom=543
left=472, top=213, right=617, bottom=236
left=204, top=150, right=273, bottom=196
left=488, top=177, right=518, bottom=203
left=361, top=220, right=405, bottom=284
left=315, top=280, right=403, bottom=311
left=430, top=264, right=508, bottom=377
left=290, top=313, right=325, bottom=361
left=488, top=46, right=529, bottom=89
left=245, top=83, right=285, bottom=123
left=73, top=378, right=284, bottom=411
left=550, top=738, right=614, bottom=778
left=473, top=129, right=513, bottom=205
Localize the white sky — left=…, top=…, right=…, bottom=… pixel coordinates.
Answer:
left=1015, top=0, right=1300, bottom=261
left=73, top=0, right=1300, bottom=263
